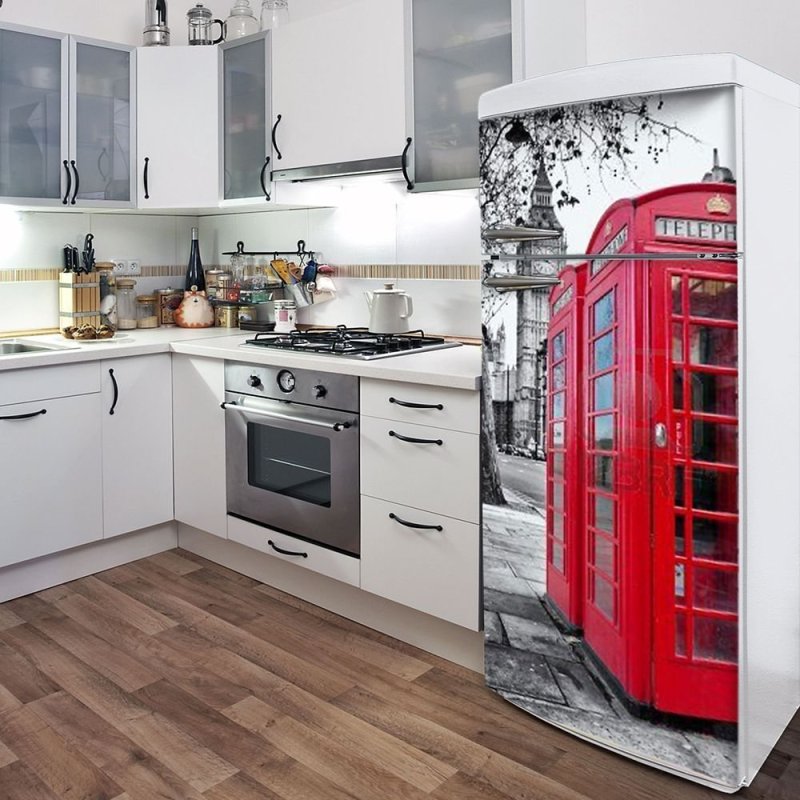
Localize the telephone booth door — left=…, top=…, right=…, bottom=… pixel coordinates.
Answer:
left=546, top=265, right=586, bottom=629
left=650, top=263, right=739, bottom=723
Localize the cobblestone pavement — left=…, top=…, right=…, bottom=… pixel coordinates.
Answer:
left=483, top=499, right=738, bottom=785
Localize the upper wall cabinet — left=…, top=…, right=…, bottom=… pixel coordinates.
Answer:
left=405, top=0, right=516, bottom=191
left=270, top=0, right=406, bottom=180
left=137, top=46, right=219, bottom=209
left=0, top=24, right=135, bottom=208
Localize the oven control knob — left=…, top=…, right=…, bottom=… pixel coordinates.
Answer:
left=247, top=375, right=262, bottom=388
left=313, top=384, right=327, bottom=399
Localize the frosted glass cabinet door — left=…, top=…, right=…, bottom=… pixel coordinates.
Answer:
left=0, top=26, right=67, bottom=203
left=221, top=33, right=271, bottom=203
left=70, top=40, right=135, bottom=206
left=407, top=0, right=512, bottom=190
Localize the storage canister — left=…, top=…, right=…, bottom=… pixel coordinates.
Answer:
left=156, top=288, right=183, bottom=326
left=116, top=278, right=138, bottom=330
left=215, top=301, right=239, bottom=328
left=137, top=294, right=160, bottom=328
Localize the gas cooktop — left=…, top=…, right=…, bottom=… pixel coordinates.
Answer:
left=241, top=326, right=461, bottom=360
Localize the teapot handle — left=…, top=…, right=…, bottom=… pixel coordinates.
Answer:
left=402, top=295, right=413, bottom=319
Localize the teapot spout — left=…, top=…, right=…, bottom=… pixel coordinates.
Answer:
left=363, top=291, right=373, bottom=310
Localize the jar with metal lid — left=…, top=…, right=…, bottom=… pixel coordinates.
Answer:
left=274, top=299, right=296, bottom=333
left=155, top=287, right=183, bottom=326
left=215, top=301, right=240, bottom=328
left=137, top=294, right=159, bottom=328
left=116, top=278, right=138, bottom=330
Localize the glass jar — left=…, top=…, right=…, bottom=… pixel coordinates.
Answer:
left=260, top=0, right=289, bottom=30
left=225, top=0, right=260, bottom=39
left=116, top=278, right=138, bottom=330
left=137, top=294, right=160, bottom=328
left=96, top=264, right=118, bottom=331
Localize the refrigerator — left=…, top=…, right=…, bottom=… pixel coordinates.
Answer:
left=479, top=54, right=800, bottom=792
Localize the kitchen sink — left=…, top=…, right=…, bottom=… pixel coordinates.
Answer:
left=0, top=339, right=74, bottom=355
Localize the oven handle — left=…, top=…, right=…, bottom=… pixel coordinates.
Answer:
left=221, top=401, right=353, bottom=432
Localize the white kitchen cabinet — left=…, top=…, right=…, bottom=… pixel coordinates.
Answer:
left=136, top=46, right=218, bottom=209
left=0, top=364, right=103, bottom=568
left=0, top=23, right=135, bottom=207
left=101, top=354, right=173, bottom=538
left=270, top=0, right=406, bottom=179
left=172, top=355, right=227, bottom=538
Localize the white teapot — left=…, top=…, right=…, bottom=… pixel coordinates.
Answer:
left=364, top=282, right=414, bottom=333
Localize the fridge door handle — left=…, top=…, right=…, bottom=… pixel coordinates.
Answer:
left=654, top=422, right=668, bottom=448
left=483, top=274, right=561, bottom=293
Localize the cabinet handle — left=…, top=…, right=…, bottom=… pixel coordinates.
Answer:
left=70, top=160, right=80, bottom=205
left=389, top=430, right=442, bottom=446
left=268, top=540, right=308, bottom=558
left=143, top=157, right=150, bottom=200
left=271, top=114, right=283, bottom=160
left=108, top=368, right=119, bottom=416
left=259, top=156, right=271, bottom=201
left=389, top=397, right=444, bottom=410
left=0, top=409, right=47, bottom=421
left=62, top=160, right=72, bottom=205
left=401, top=137, right=414, bottom=190
left=389, top=512, right=443, bottom=532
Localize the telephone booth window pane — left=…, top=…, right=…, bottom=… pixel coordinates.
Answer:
left=692, top=420, right=738, bottom=465
left=594, top=290, right=615, bottom=334
left=594, top=574, right=614, bottom=621
left=692, top=468, right=738, bottom=513
left=553, top=513, right=564, bottom=542
left=690, top=325, right=737, bottom=368
left=552, top=422, right=565, bottom=447
left=671, top=276, right=683, bottom=314
left=675, top=614, right=687, bottom=656
left=553, top=482, right=564, bottom=511
left=675, top=515, right=685, bottom=555
left=694, top=617, right=738, bottom=663
left=689, top=279, right=737, bottom=321
left=553, top=362, right=566, bottom=390
left=552, top=543, right=565, bottom=572
left=594, top=332, right=614, bottom=371
left=693, top=518, right=737, bottom=563
left=552, top=331, right=565, bottom=361
left=552, top=391, right=565, bottom=419
left=595, top=455, right=613, bottom=490
left=593, top=374, right=614, bottom=411
left=693, top=568, right=737, bottom=612
left=594, top=534, right=614, bottom=574
left=594, top=415, right=613, bottom=450
left=672, top=323, right=683, bottom=361
left=691, top=372, right=738, bottom=416
left=674, top=466, right=685, bottom=507
left=552, top=452, right=564, bottom=478
left=594, top=494, right=614, bottom=532
left=673, top=370, right=684, bottom=410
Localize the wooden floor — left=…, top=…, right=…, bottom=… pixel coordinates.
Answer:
left=0, top=550, right=797, bottom=800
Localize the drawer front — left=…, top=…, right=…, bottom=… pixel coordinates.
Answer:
left=227, top=516, right=360, bottom=588
left=361, top=496, right=479, bottom=630
left=360, top=416, right=479, bottom=523
left=360, top=378, right=479, bottom=433
left=0, top=362, right=100, bottom=407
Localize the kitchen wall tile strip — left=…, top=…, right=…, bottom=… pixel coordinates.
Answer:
left=0, top=267, right=186, bottom=283
left=333, top=265, right=481, bottom=281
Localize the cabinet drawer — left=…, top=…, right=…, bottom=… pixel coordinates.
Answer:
left=361, top=378, right=479, bottom=433
left=227, top=516, right=360, bottom=588
left=0, top=362, right=100, bottom=407
left=360, top=416, right=479, bottom=523
left=361, top=496, right=479, bottom=630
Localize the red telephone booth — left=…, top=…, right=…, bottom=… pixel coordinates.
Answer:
left=553, top=182, right=739, bottom=723
left=545, top=264, right=587, bottom=629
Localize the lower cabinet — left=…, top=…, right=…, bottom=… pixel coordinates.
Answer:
left=101, top=354, right=174, bottom=537
left=0, top=365, right=103, bottom=568
left=360, top=496, right=479, bottom=629
left=172, top=355, right=228, bottom=537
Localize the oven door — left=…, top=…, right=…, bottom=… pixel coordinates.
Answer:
left=223, top=392, right=360, bottom=556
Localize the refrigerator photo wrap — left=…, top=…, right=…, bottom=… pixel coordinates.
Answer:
left=479, top=54, right=800, bottom=792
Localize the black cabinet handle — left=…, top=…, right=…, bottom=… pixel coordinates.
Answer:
left=271, top=114, right=283, bottom=160
left=259, top=155, right=271, bottom=201
left=0, top=409, right=47, bottom=421
left=401, top=137, right=414, bottom=190
left=268, top=540, right=308, bottom=558
left=108, top=368, right=119, bottom=415
left=389, top=512, right=443, bottom=532
left=389, top=430, right=442, bottom=446
left=143, top=156, right=150, bottom=200
left=389, top=397, right=444, bottom=410
left=62, top=160, right=72, bottom=205
left=70, top=160, right=80, bottom=205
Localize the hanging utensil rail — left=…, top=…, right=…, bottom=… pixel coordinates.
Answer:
left=222, top=240, right=316, bottom=259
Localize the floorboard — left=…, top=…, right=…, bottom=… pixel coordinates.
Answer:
left=0, top=549, right=797, bottom=799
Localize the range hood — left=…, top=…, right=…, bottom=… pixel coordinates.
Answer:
left=271, top=155, right=404, bottom=183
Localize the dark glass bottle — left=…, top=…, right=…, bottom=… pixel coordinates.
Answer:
left=185, top=227, right=206, bottom=292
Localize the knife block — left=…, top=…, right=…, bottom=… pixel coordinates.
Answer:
left=59, top=271, right=101, bottom=330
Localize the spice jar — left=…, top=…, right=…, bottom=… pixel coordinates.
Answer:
left=137, top=294, right=159, bottom=328
left=116, top=278, right=138, bottom=330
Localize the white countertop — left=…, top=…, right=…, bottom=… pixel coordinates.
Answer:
left=0, top=329, right=482, bottom=391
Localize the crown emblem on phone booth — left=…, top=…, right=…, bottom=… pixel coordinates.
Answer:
left=706, top=193, right=732, bottom=215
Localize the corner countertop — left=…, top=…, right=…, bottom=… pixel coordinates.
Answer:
left=0, top=329, right=482, bottom=391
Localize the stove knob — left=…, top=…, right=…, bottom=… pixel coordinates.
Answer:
left=313, top=384, right=327, bottom=399
left=247, top=375, right=263, bottom=388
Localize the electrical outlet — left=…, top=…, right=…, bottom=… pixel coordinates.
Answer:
left=112, top=259, right=128, bottom=274
left=111, top=259, right=142, bottom=275
left=127, top=259, right=142, bottom=275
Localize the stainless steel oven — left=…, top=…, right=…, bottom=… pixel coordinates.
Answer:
left=223, top=362, right=360, bottom=557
